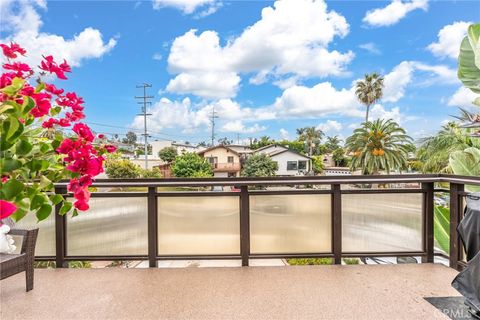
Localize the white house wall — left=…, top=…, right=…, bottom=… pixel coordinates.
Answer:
left=270, top=151, right=310, bottom=176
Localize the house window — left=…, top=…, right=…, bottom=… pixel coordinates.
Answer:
left=227, top=156, right=234, bottom=163
left=287, top=161, right=298, bottom=170
left=298, top=160, right=307, bottom=170
left=208, top=157, right=218, bottom=164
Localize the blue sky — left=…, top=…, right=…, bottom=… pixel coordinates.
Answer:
left=1, top=0, right=479, bottom=145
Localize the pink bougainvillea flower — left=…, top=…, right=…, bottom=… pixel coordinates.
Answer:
left=3, top=62, right=32, bottom=77
left=39, top=55, right=71, bottom=80
left=1, top=176, right=9, bottom=183
left=45, top=83, right=64, bottom=96
left=97, top=134, right=105, bottom=139
left=104, top=144, right=117, bottom=153
left=0, top=43, right=26, bottom=59
left=0, top=200, right=17, bottom=219
left=72, top=123, right=94, bottom=142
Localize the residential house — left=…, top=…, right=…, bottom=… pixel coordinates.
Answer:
left=151, top=140, right=200, bottom=158
left=198, top=145, right=242, bottom=177
left=254, top=144, right=311, bottom=176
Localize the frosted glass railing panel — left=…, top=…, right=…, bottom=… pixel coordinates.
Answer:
left=67, top=197, right=148, bottom=255
left=342, top=193, right=423, bottom=252
left=250, top=195, right=331, bottom=254
left=157, top=196, right=240, bottom=255
left=13, top=210, right=55, bottom=256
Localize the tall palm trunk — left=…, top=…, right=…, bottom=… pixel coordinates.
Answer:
left=365, top=103, right=371, bottom=123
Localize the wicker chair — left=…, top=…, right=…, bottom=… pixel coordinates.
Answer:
left=0, top=228, right=39, bottom=292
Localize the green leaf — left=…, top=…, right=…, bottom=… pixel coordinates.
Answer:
left=1, top=179, right=24, bottom=200
left=434, top=205, right=450, bottom=254
left=458, top=23, right=480, bottom=94
left=31, top=194, right=47, bottom=210
left=50, top=106, right=62, bottom=116
left=449, top=147, right=480, bottom=192
left=17, top=197, right=30, bottom=211
left=1, top=118, right=24, bottom=151
left=59, top=201, right=73, bottom=215
left=35, top=82, right=45, bottom=93
left=39, top=175, right=53, bottom=189
left=27, top=159, right=50, bottom=172
left=0, top=77, right=25, bottom=96
left=36, top=204, right=52, bottom=221
left=15, top=139, right=33, bottom=155
left=0, top=158, right=22, bottom=172
left=39, top=142, right=52, bottom=153
left=72, top=209, right=79, bottom=217
left=49, top=194, right=64, bottom=205
left=10, top=208, right=28, bottom=222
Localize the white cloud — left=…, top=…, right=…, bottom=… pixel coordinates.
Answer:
left=273, top=82, right=362, bottom=118
left=166, top=71, right=240, bottom=99
left=221, top=121, right=266, bottom=134
left=166, top=0, right=353, bottom=98
left=383, top=61, right=415, bottom=102
left=369, top=104, right=403, bottom=123
left=447, top=87, right=478, bottom=107
left=279, top=128, right=290, bottom=140
left=359, top=42, right=381, bottom=55
left=152, top=53, right=163, bottom=61
left=428, top=21, right=471, bottom=59
left=153, top=0, right=219, bottom=15
left=414, top=63, right=457, bottom=85
left=363, top=0, right=428, bottom=27
left=316, top=120, right=343, bottom=132
left=1, top=0, right=116, bottom=68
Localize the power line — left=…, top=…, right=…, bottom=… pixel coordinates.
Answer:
left=135, top=83, right=153, bottom=169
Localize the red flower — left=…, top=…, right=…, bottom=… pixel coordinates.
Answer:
left=42, top=118, right=58, bottom=128
left=39, top=55, right=71, bottom=80
left=0, top=72, right=16, bottom=89
left=0, top=43, right=26, bottom=59
left=104, top=144, right=117, bottom=153
left=0, top=200, right=16, bottom=219
left=72, top=123, right=94, bottom=142
left=1, top=176, right=8, bottom=184
left=3, top=62, right=32, bottom=77
left=74, top=199, right=89, bottom=211
left=56, top=138, right=76, bottom=154
left=45, top=84, right=64, bottom=95
left=98, top=134, right=105, bottom=139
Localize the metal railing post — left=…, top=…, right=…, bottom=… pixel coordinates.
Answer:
left=422, top=182, right=434, bottom=263
left=148, top=187, right=158, bottom=268
left=332, top=184, right=342, bottom=265
left=54, top=186, right=67, bottom=268
left=449, top=183, right=464, bottom=269
left=240, top=186, right=250, bottom=267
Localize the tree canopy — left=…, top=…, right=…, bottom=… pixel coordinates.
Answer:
left=241, top=153, right=278, bottom=177
left=171, top=152, right=213, bottom=178
left=158, top=146, right=177, bottom=163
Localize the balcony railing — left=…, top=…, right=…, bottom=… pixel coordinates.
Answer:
left=211, top=162, right=241, bottom=171
left=14, top=174, right=479, bottom=270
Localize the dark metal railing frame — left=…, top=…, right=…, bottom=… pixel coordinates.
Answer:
left=37, top=174, right=479, bottom=270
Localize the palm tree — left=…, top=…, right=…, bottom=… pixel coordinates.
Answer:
left=345, top=119, right=413, bottom=175
left=417, top=121, right=480, bottom=173
left=296, top=127, right=324, bottom=156
left=355, top=73, right=384, bottom=123
left=325, top=135, right=342, bottom=153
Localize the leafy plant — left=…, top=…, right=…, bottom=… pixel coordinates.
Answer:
left=241, top=153, right=278, bottom=177
left=343, top=258, right=360, bottom=265
left=0, top=43, right=115, bottom=221
left=287, top=258, right=333, bottom=265
left=158, top=146, right=177, bottom=163
left=311, top=155, right=325, bottom=174
left=346, top=119, right=414, bottom=174
left=434, top=205, right=450, bottom=254
left=449, top=147, right=480, bottom=192
left=296, top=127, right=324, bottom=156
left=171, top=152, right=213, bottom=178
left=105, top=158, right=141, bottom=179
left=458, top=23, right=480, bottom=105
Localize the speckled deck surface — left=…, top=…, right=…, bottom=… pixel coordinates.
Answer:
left=1, top=264, right=460, bottom=320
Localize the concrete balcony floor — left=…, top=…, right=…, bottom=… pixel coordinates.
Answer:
left=1, top=263, right=460, bottom=320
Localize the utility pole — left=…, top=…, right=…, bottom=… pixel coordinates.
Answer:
left=210, top=106, right=219, bottom=146
left=236, top=133, right=241, bottom=145
left=135, top=83, right=153, bottom=169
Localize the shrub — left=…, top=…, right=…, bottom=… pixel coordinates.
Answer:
left=158, top=146, right=177, bottom=163
left=171, top=152, right=213, bottom=178
left=105, top=158, right=141, bottom=179
left=287, top=258, right=333, bottom=265
left=241, top=153, right=278, bottom=177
